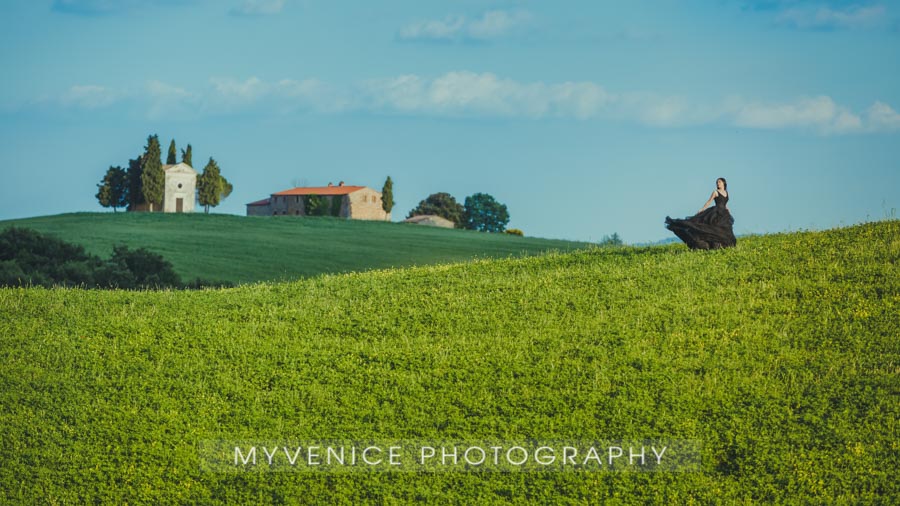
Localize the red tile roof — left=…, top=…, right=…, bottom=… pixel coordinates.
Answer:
left=246, top=198, right=271, bottom=206
left=272, top=185, right=366, bottom=196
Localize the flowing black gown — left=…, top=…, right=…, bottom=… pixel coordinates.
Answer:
left=665, top=192, right=736, bottom=250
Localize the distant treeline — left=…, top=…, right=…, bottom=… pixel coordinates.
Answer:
left=0, top=227, right=229, bottom=290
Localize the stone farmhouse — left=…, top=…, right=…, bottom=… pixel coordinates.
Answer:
left=132, top=163, right=197, bottom=213
left=246, top=182, right=390, bottom=220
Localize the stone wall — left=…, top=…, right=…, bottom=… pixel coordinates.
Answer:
left=246, top=203, right=272, bottom=216
left=347, top=188, right=390, bottom=221
left=269, top=194, right=307, bottom=216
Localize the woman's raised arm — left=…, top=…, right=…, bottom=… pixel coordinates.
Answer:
left=698, top=191, right=716, bottom=214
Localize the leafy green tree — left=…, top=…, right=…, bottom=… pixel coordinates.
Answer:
left=381, top=176, right=394, bottom=214
left=197, top=158, right=232, bottom=213
left=221, top=176, right=233, bottom=200
left=96, top=166, right=129, bottom=212
left=407, top=192, right=465, bottom=227
left=462, top=193, right=510, bottom=232
left=140, top=135, right=164, bottom=212
left=181, top=144, right=192, bottom=167
left=305, top=195, right=328, bottom=216
left=126, top=156, right=144, bottom=211
left=599, top=233, right=623, bottom=246
left=167, top=139, right=177, bottom=165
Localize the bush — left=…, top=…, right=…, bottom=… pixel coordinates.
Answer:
left=0, top=227, right=103, bottom=287
left=505, top=228, right=524, bottom=236
left=108, top=245, right=181, bottom=288
left=0, top=227, right=188, bottom=290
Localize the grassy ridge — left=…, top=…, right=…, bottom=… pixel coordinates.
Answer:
left=1, top=220, right=898, bottom=503
left=0, top=213, right=591, bottom=284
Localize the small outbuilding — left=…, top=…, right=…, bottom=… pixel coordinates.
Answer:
left=403, top=215, right=455, bottom=228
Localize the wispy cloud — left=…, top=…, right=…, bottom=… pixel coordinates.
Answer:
left=398, top=10, right=533, bottom=42
left=358, top=73, right=898, bottom=134
left=865, top=101, right=900, bottom=130
left=776, top=4, right=887, bottom=30
left=32, top=74, right=900, bottom=135
left=209, top=77, right=269, bottom=104
left=362, top=72, right=610, bottom=119
left=59, top=85, right=123, bottom=108
left=726, top=95, right=863, bottom=133
left=229, top=0, right=285, bottom=16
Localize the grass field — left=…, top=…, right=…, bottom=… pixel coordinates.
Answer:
left=1, top=220, right=897, bottom=503
left=0, top=212, right=592, bottom=284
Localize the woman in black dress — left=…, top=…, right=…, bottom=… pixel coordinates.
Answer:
left=665, top=178, right=736, bottom=250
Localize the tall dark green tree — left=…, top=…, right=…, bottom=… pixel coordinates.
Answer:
left=381, top=176, right=394, bottom=215
left=96, top=166, right=129, bottom=212
left=462, top=193, right=510, bottom=232
left=197, top=158, right=232, bottom=213
left=181, top=144, right=192, bottom=167
left=167, top=139, right=177, bottom=165
left=126, top=156, right=144, bottom=211
left=407, top=192, right=465, bottom=227
left=140, top=135, right=164, bottom=212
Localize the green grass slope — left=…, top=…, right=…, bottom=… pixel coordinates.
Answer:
left=0, top=212, right=591, bottom=284
left=1, top=220, right=897, bottom=503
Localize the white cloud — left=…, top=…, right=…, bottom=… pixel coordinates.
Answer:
left=728, top=95, right=863, bottom=133
left=398, top=16, right=466, bottom=41
left=230, top=0, right=285, bottom=16
left=467, top=10, right=534, bottom=40
left=59, top=85, right=122, bottom=108
left=40, top=74, right=900, bottom=135
left=209, top=76, right=269, bottom=104
left=865, top=101, right=900, bottom=130
left=362, top=72, right=611, bottom=119
left=146, top=80, right=191, bottom=99
left=398, top=10, right=532, bottom=42
left=776, top=4, right=887, bottom=30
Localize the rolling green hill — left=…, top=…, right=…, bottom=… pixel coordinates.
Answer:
left=0, top=212, right=592, bottom=284
left=1, top=220, right=897, bottom=503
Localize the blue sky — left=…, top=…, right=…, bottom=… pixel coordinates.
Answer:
left=1, top=0, right=898, bottom=243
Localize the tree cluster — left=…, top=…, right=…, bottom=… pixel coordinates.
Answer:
left=0, top=227, right=226, bottom=289
left=96, top=135, right=230, bottom=213
left=407, top=192, right=510, bottom=232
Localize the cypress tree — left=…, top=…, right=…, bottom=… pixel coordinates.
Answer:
left=126, top=156, right=144, bottom=211
left=197, top=157, right=223, bottom=214
left=167, top=139, right=177, bottom=165
left=181, top=144, right=192, bottom=167
left=140, top=135, right=165, bottom=212
left=381, top=176, right=394, bottom=215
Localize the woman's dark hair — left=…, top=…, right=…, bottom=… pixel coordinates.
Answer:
left=717, top=177, right=728, bottom=190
